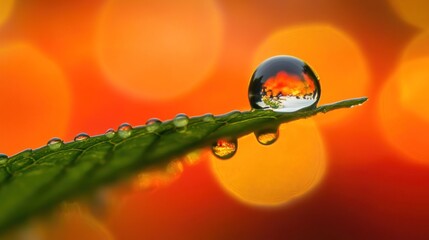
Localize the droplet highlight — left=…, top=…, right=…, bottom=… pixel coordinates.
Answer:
left=47, top=137, right=63, bottom=150
left=105, top=128, right=115, bottom=138
left=211, top=138, right=238, bottom=160
left=248, top=55, right=321, bottom=112
left=174, top=114, right=189, bottom=132
left=255, top=127, right=279, bottom=145
left=74, top=133, right=90, bottom=142
left=146, top=118, right=162, bottom=132
left=118, top=123, right=132, bottom=138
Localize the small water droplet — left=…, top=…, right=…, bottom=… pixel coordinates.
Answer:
left=202, top=114, right=215, bottom=122
left=174, top=114, right=189, bottom=132
left=105, top=128, right=115, bottom=138
left=118, top=123, right=132, bottom=138
left=146, top=118, right=162, bottom=132
left=255, top=127, right=279, bottom=145
left=211, top=138, right=238, bottom=160
left=74, top=133, right=90, bottom=142
left=47, top=137, right=63, bottom=150
left=248, top=55, right=321, bottom=112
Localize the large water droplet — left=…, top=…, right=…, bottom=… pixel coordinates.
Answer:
left=105, top=128, right=115, bottom=138
left=255, top=127, right=279, bottom=145
left=74, top=133, right=90, bottom=142
left=118, top=123, right=132, bottom=138
left=211, top=138, right=238, bottom=160
left=47, top=137, right=63, bottom=150
left=173, top=114, right=189, bottom=132
left=248, top=55, right=321, bottom=112
left=146, top=118, right=162, bottom=132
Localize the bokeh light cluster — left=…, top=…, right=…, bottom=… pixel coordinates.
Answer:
left=0, top=0, right=428, bottom=239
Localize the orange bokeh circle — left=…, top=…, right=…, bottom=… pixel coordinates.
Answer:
left=253, top=24, right=369, bottom=125
left=378, top=57, right=429, bottom=165
left=0, top=43, right=71, bottom=155
left=211, top=119, right=326, bottom=207
left=96, top=0, right=223, bottom=101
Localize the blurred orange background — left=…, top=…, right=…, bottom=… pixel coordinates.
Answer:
left=1, top=0, right=429, bottom=239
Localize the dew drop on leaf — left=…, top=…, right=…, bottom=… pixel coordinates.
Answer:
left=211, top=138, right=238, bottom=160
left=255, top=127, right=279, bottom=145
left=173, top=113, right=189, bottom=132
left=202, top=113, right=215, bottom=122
left=74, top=133, right=90, bottom=142
left=145, top=118, right=162, bottom=132
left=105, top=128, right=115, bottom=138
left=117, top=123, right=132, bottom=139
left=248, top=55, right=321, bottom=112
left=47, top=138, right=63, bottom=150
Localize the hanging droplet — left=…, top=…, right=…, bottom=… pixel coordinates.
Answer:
left=0, top=154, right=8, bottom=165
left=105, top=128, right=115, bottom=138
left=255, top=127, right=279, bottom=145
left=118, top=123, right=132, bottom=139
left=146, top=118, right=162, bottom=132
left=202, top=114, right=215, bottom=122
left=248, top=55, right=321, bottom=112
left=74, top=133, right=90, bottom=142
left=173, top=114, right=189, bottom=132
left=47, top=137, right=63, bottom=150
left=211, top=138, right=238, bottom=160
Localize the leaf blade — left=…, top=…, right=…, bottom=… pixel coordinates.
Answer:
left=0, top=97, right=367, bottom=232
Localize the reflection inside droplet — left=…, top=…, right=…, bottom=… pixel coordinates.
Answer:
left=248, top=55, right=321, bottom=112
left=211, top=138, right=238, bottom=160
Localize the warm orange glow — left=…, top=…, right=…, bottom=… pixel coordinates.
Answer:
left=96, top=0, right=223, bottom=101
left=42, top=204, right=114, bottom=240
left=263, top=71, right=316, bottom=97
left=211, top=119, right=326, bottom=207
left=378, top=58, right=429, bottom=165
left=0, top=43, right=71, bottom=155
left=398, top=57, right=429, bottom=122
left=389, top=0, right=429, bottom=29
left=0, top=0, right=14, bottom=27
left=253, top=24, right=369, bottom=125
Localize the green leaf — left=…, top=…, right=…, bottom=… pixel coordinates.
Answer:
left=0, top=97, right=367, bottom=232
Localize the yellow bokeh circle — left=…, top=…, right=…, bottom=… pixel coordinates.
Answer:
left=378, top=57, right=429, bottom=165
left=398, top=57, right=429, bottom=123
left=211, top=119, right=326, bottom=207
left=96, top=0, right=223, bottom=101
left=253, top=24, right=369, bottom=125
